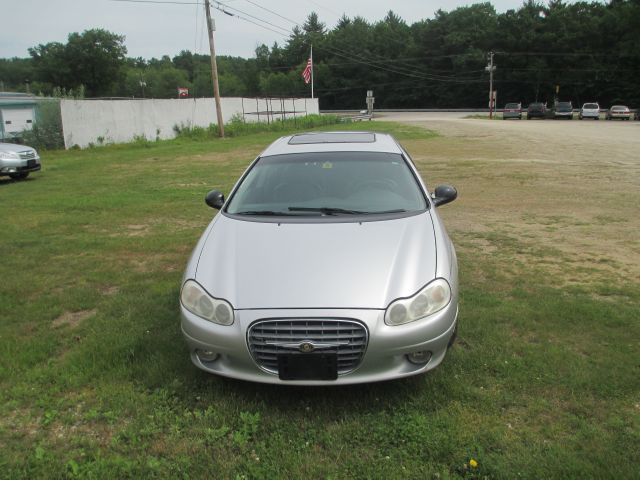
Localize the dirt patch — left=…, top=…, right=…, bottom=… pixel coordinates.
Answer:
left=380, top=113, right=640, bottom=287
left=100, top=285, right=120, bottom=296
left=53, top=309, right=97, bottom=329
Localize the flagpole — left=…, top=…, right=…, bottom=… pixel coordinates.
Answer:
left=310, top=45, right=314, bottom=99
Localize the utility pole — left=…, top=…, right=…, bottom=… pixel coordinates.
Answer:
left=205, top=0, right=225, bottom=137
left=486, top=51, right=496, bottom=119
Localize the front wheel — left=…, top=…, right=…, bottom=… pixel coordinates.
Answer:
left=9, top=172, right=29, bottom=180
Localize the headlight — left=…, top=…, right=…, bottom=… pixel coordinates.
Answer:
left=0, top=151, right=20, bottom=160
left=180, top=279, right=234, bottom=325
left=385, top=278, right=451, bottom=326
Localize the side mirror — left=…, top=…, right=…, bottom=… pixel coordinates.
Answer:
left=205, top=190, right=225, bottom=209
left=432, top=184, right=457, bottom=207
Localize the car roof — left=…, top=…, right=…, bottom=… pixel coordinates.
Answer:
left=261, top=131, right=404, bottom=156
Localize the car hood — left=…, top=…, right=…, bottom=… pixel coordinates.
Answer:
left=195, top=212, right=437, bottom=310
left=0, top=142, right=36, bottom=153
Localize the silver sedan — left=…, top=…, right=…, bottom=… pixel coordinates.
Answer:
left=0, top=142, right=41, bottom=180
left=180, top=132, right=459, bottom=384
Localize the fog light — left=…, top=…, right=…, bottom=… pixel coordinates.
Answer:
left=196, top=349, right=219, bottom=362
left=407, top=350, right=432, bottom=365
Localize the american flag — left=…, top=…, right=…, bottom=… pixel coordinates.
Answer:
left=301, top=57, right=312, bottom=84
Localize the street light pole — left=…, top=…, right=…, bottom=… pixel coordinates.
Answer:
left=205, top=0, right=225, bottom=138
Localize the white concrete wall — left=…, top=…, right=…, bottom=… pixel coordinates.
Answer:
left=60, top=97, right=319, bottom=149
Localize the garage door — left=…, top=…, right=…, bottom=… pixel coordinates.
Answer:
left=2, top=108, right=35, bottom=135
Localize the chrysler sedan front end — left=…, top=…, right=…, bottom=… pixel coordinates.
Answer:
left=180, top=132, right=459, bottom=385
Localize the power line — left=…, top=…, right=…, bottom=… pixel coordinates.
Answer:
left=242, top=0, right=301, bottom=26
left=109, top=0, right=202, bottom=4
left=212, top=1, right=291, bottom=34
left=319, top=44, right=484, bottom=83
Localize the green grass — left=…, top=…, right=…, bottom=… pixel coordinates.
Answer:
left=1, top=120, right=638, bottom=479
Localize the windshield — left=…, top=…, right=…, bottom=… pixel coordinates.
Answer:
left=225, top=151, right=427, bottom=216
left=505, top=103, right=520, bottom=109
left=584, top=103, right=599, bottom=109
left=556, top=102, right=572, bottom=110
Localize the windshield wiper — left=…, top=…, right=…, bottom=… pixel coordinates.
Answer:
left=234, top=210, right=297, bottom=216
left=288, top=207, right=409, bottom=215
left=288, top=207, right=366, bottom=215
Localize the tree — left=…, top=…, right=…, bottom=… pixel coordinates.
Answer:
left=29, top=29, right=127, bottom=97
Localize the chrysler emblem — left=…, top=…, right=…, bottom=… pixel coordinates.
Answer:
left=299, top=342, right=315, bottom=353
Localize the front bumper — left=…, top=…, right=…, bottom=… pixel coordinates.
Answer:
left=554, top=112, right=573, bottom=118
left=0, top=158, right=41, bottom=176
left=181, top=301, right=459, bottom=385
left=580, top=111, right=599, bottom=118
left=503, top=112, right=522, bottom=119
left=608, top=113, right=630, bottom=119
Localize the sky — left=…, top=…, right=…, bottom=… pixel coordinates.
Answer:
left=1, top=0, right=572, bottom=60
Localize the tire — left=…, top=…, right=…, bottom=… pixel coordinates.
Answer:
left=9, top=172, right=29, bottom=180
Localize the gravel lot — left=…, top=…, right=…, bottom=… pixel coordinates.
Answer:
left=377, top=112, right=640, bottom=286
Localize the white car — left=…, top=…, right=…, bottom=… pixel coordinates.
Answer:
left=0, top=142, right=41, bottom=180
left=579, top=103, right=600, bottom=120
left=180, top=132, right=459, bottom=385
left=606, top=105, right=631, bottom=121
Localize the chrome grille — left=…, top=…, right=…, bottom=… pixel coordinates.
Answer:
left=248, top=319, right=368, bottom=375
left=19, top=151, right=36, bottom=160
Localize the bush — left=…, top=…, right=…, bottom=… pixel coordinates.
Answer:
left=174, top=114, right=347, bottom=140
left=20, top=100, right=65, bottom=150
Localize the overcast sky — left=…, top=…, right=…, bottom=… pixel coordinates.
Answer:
left=2, top=0, right=572, bottom=60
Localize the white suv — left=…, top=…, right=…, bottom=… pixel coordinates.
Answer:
left=579, top=103, right=600, bottom=120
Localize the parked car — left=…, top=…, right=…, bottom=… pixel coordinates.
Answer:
left=635, top=109, right=640, bottom=121
left=579, top=103, right=600, bottom=120
left=180, top=131, right=459, bottom=385
left=527, top=102, right=547, bottom=119
left=606, top=105, right=631, bottom=120
left=503, top=102, right=522, bottom=120
left=552, top=101, right=574, bottom=119
left=0, top=142, right=41, bottom=180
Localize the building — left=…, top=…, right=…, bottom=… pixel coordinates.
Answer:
left=0, top=92, right=37, bottom=141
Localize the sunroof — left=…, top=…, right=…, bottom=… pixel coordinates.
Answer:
left=288, top=132, right=376, bottom=145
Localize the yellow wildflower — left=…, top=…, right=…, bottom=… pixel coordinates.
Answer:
left=469, top=459, right=479, bottom=468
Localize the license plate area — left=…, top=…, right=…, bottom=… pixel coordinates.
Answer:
left=27, top=160, right=36, bottom=167
left=277, top=353, right=338, bottom=381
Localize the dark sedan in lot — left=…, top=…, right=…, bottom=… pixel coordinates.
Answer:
left=552, top=101, right=574, bottom=120
left=527, top=102, right=547, bottom=119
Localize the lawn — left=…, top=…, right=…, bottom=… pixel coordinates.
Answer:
left=1, top=120, right=638, bottom=479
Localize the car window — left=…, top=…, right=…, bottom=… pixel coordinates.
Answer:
left=505, top=103, right=520, bottom=108
left=226, top=151, right=427, bottom=216
left=584, top=103, right=599, bottom=109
